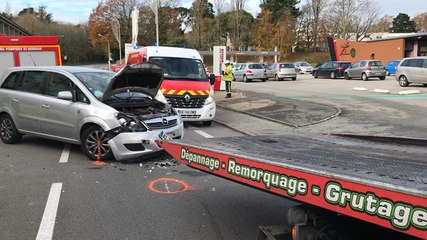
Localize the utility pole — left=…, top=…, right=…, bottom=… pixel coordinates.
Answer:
left=98, top=34, right=111, bottom=70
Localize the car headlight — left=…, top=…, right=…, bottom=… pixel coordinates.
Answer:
left=205, top=88, right=215, bottom=105
left=155, top=91, right=167, bottom=104
left=116, top=114, right=147, bottom=132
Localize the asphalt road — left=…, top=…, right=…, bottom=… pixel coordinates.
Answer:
left=0, top=122, right=296, bottom=240
left=1, top=73, right=424, bottom=240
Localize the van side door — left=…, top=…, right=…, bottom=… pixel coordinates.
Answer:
left=11, top=71, right=44, bottom=133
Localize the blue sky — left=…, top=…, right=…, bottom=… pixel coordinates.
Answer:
left=3, top=0, right=426, bottom=24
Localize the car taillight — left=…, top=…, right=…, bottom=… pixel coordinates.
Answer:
left=246, top=69, right=252, bottom=74
left=336, top=66, right=344, bottom=70
left=278, top=65, right=281, bottom=71
left=366, top=67, right=372, bottom=70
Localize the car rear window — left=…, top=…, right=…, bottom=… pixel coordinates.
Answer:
left=249, top=64, right=264, bottom=69
left=339, top=62, right=351, bottom=68
left=368, top=61, right=384, bottom=67
left=279, top=63, right=294, bottom=68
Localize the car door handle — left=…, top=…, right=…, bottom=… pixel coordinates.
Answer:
left=42, top=104, right=50, bottom=109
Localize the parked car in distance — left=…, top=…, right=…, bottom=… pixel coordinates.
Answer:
left=233, top=63, right=268, bottom=82
left=266, top=62, right=297, bottom=81
left=312, top=61, right=351, bottom=79
left=385, top=60, right=400, bottom=76
left=293, top=61, right=313, bottom=74
left=395, top=56, right=427, bottom=87
left=0, top=63, right=184, bottom=161
left=344, top=60, right=386, bottom=81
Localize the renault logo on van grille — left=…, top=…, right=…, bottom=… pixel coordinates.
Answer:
left=184, top=94, right=191, bottom=103
left=160, top=88, right=210, bottom=96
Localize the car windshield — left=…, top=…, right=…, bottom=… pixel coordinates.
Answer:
left=149, top=57, right=207, bottom=81
left=74, top=71, right=115, bottom=99
left=299, top=62, right=310, bottom=66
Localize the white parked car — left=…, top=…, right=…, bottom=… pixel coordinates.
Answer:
left=293, top=61, right=313, bottom=74
left=0, top=62, right=184, bottom=161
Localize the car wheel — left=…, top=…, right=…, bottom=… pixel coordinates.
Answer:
left=362, top=73, right=368, bottom=81
left=81, top=125, right=113, bottom=160
left=344, top=73, right=351, bottom=80
left=398, top=75, right=409, bottom=87
left=330, top=71, right=336, bottom=79
left=0, top=114, right=22, bottom=144
left=379, top=76, right=385, bottom=80
left=386, top=70, right=390, bottom=76
left=313, top=71, right=318, bottom=79
left=291, top=77, right=296, bottom=81
left=262, top=78, right=267, bottom=82
left=243, top=75, right=248, bottom=82
left=203, top=121, right=212, bottom=126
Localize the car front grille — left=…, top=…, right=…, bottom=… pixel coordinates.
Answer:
left=180, top=114, right=201, bottom=119
left=166, top=96, right=206, bottom=108
left=146, top=119, right=178, bottom=129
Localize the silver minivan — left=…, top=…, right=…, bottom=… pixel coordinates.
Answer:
left=0, top=63, right=184, bottom=161
left=344, top=60, right=386, bottom=81
left=396, top=56, right=427, bottom=87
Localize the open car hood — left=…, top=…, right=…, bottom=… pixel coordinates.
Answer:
left=101, top=62, right=164, bottom=101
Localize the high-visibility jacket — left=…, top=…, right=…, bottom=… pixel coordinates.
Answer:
left=222, top=65, right=233, bottom=81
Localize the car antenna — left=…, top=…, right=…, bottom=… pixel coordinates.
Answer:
left=27, top=53, right=37, bottom=66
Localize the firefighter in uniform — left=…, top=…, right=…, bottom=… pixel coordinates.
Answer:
left=222, top=60, right=233, bottom=98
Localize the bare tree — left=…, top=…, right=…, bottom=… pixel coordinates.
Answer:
left=414, top=12, right=427, bottom=32
left=309, top=0, right=328, bottom=50
left=326, top=0, right=380, bottom=41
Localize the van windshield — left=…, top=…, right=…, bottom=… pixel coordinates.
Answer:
left=149, top=57, right=207, bottom=81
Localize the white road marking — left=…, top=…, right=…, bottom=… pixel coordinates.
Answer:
left=36, top=183, right=63, bottom=240
left=59, top=144, right=70, bottom=163
left=194, top=130, right=214, bottom=138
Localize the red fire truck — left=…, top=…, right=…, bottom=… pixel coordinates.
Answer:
left=0, top=35, right=61, bottom=77
left=158, top=134, right=426, bottom=240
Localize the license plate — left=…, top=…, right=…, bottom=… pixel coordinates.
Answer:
left=178, top=110, right=196, bottom=115
left=376, top=72, right=382, bottom=75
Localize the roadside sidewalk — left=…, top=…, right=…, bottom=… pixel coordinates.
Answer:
left=214, top=90, right=341, bottom=128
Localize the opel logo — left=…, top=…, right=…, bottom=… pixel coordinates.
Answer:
left=162, top=118, right=168, bottom=125
left=184, top=94, right=191, bottom=103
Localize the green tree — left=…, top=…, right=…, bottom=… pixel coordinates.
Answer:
left=260, top=0, right=300, bottom=21
left=391, top=13, right=416, bottom=33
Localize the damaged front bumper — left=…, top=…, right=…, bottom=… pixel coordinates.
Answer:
left=108, top=124, right=184, bottom=161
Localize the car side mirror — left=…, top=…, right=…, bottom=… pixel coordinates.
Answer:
left=57, top=91, right=73, bottom=101
left=209, top=73, right=216, bottom=85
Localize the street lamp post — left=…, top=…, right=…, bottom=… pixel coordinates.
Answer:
left=98, top=34, right=111, bottom=70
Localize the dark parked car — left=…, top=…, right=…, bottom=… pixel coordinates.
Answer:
left=312, top=61, right=351, bottom=79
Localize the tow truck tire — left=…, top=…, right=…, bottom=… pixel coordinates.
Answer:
left=203, top=121, right=212, bottom=126
left=81, top=125, right=113, bottom=160
left=0, top=114, right=22, bottom=144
